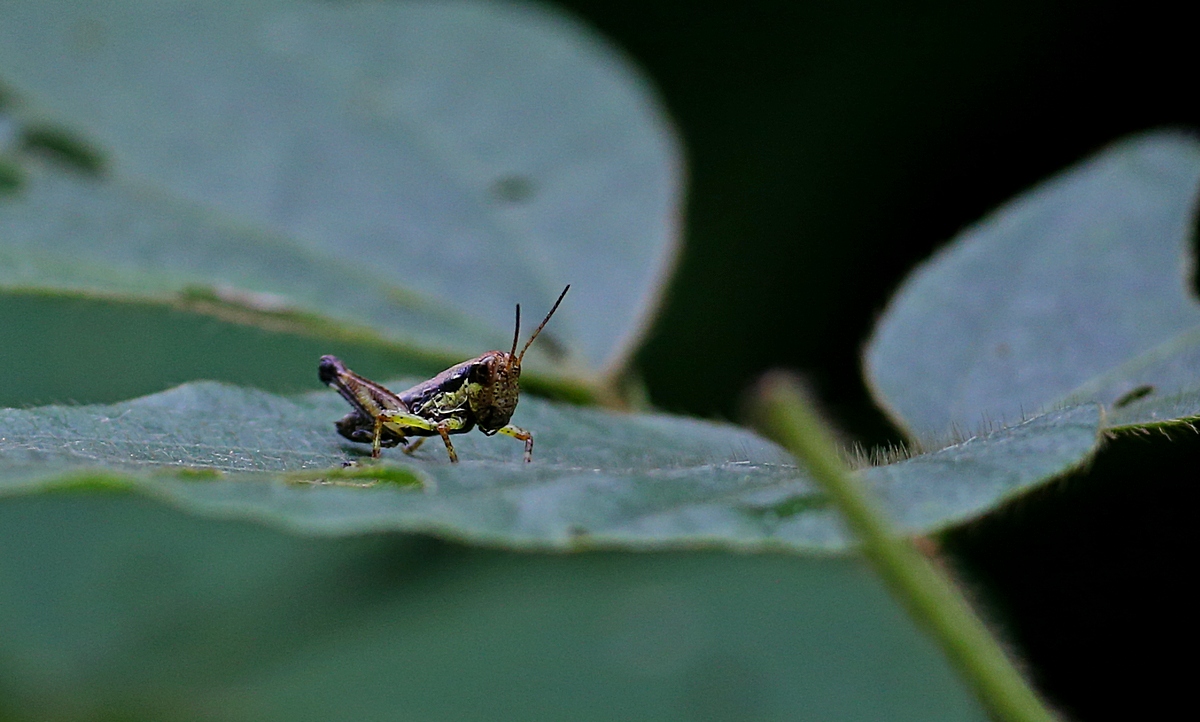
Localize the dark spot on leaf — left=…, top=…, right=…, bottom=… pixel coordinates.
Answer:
left=0, top=156, right=23, bottom=195
left=19, top=124, right=107, bottom=175
left=740, top=493, right=829, bottom=520
left=994, top=342, right=1011, bottom=358
left=1113, top=384, right=1155, bottom=409
left=532, top=330, right=567, bottom=361
left=491, top=174, right=535, bottom=204
left=177, top=284, right=221, bottom=303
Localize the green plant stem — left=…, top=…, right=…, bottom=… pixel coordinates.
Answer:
left=759, top=374, right=1059, bottom=722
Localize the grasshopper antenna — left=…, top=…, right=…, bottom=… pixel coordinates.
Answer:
left=517, top=285, right=570, bottom=365
left=510, top=304, right=521, bottom=358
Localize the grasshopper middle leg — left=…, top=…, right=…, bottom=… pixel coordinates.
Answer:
left=435, top=423, right=458, bottom=463
left=376, top=410, right=466, bottom=463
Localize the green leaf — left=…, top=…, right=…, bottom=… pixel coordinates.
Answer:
left=1064, top=325, right=1200, bottom=428
left=0, top=166, right=492, bottom=355
left=0, top=0, right=681, bottom=377
left=1106, top=387, right=1200, bottom=431
left=0, top=292, right=461, bottom=408
left=865, top=131, right=1200, bottom=438
left=0, top=494, right=988, bottom=721
left=862, top=405, right=1101, bottom=532
left=0, top=381, right=1103, bottom=552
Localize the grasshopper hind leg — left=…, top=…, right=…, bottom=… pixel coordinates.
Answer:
left=372, top=416, right=384, bottom=458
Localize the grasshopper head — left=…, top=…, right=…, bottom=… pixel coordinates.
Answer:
left=466, top=285, right=569, bottom=432
left=468, top=351, right=521, bottom=432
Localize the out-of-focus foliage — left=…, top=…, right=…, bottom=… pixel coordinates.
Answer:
left=866, top=132, right=1200, bottom=439
left=0, top=0, right=681, bottom=382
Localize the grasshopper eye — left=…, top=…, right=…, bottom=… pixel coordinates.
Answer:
left=469, top=355, right=498, bottom=384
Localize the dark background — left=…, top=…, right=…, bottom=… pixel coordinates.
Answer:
left=552, top=1, right=1198, bottom=719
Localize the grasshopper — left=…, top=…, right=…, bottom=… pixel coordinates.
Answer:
left=319, top=285, right=569, bottom=463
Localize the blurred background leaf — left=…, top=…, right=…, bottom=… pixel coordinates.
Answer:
left=864, top=132, right=1200, bottom=439
left=0, top=0, right=681, bottom=392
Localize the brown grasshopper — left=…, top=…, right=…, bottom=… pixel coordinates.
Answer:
left=319, top=285, right=569, bottom=463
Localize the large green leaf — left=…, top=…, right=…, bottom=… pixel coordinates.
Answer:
left=0, top=494, right=987, bottom=722
left=864, top=131, right=1200, bottom=438
left=0, top=292, right=462, bottom=408
left=0, top=380, right=1102, bottom=551
left=0, top=165, right=489, bottom=354
left=0, top=0, right=681, bottom=377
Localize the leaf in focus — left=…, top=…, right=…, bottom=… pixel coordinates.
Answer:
left=0, top=381, right=1102, bottom=552
left=861, top=405, right=1100, bottom=534
left=0, top=0, right=681, bottom=379
left=864, top=131, right=1200, bottom=439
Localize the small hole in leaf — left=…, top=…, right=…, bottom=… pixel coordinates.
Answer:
left=1113, top=384, right=1155, bottom=409
left=19, top=125, right=107, bottom=175
left=491, top=174, right=535, bottom=204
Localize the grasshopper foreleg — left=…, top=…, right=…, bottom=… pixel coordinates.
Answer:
left=497, top=424, right=534, bottom=463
